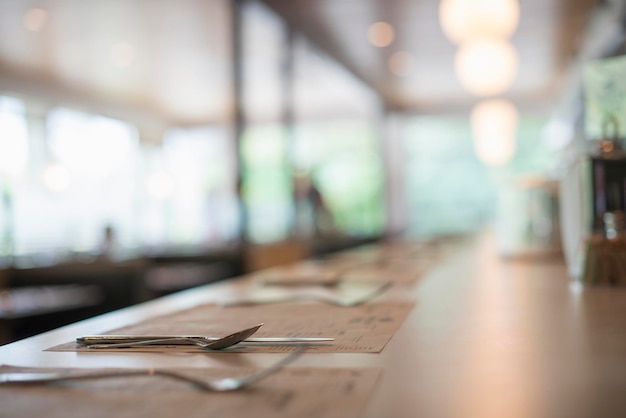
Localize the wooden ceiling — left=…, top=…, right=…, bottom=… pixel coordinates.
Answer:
left=0, top=0, right=610, bottom=128
left=263, top=0, right=600, bottom=115
left=0, top=0, right=233, bottom=129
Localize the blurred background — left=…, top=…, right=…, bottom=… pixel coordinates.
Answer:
left=0, top=0, right=624, bottom=341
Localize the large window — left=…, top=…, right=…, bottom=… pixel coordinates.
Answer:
left=404, top=115, right=555, bottom=238
left=240, top=1, right=291, bottom=243
left=238, top=4, right=386, bottom=242
left=2, top=103, right=240, bottom=261
left=0, top=96, right=29, bottom=182
left=404, top=117, right=494, bottom=237
left=292, top=36, right=385, bottom=237
left=8, top=107, right=140, bottom=260
left=293, top=121, right=385, bottom=236
left=0, top=96, right=29, bottom=260
left=0, top=0, right=390, bottom=264
left=154, top=126, right=238, bottom=248
left=0, top=0, right=237, bottom=261
left=241, top=125, right=292, bottom=242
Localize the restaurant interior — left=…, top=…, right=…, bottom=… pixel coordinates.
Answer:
left=0, top=0, right=625, bottom=402
left=0, top=0, right=621, bottom=342
left=3, top=0, right=626, bottom=416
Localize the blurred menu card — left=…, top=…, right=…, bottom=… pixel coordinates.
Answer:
left=50, top=300, right=415, bottom=353
left=0, top=365, right=381, bottom=418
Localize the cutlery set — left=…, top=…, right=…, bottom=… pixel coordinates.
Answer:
left=78, top=323, right=266, bottom=350
left=72, top=278, right=389, bottom=351
left=77, top=335, right=334, bottom=348
left=1, top=264, right=391, bottom=390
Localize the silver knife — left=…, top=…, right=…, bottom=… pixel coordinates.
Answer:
left=76, top=335, right=334, bottom=345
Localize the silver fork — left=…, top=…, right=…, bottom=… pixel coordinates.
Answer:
left=0, top=348, right=304, bottom=392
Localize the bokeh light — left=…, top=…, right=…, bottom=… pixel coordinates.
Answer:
left=471, top=99, right=518, bottom=166
left=389, top=51, right=414, bottom=77
left=42, top=163, right=71, bottom=193
left=439, top=0, right=519, bottom=44
left=367, top=22, right=395, bottom=47
left=23, top=8, right=48, bottom=32
left=455, top=38, right=518, bottom=97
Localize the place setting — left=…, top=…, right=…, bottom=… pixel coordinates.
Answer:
left=48, top=275, right=414, bottom=354
left=6, top=323, right=385, bottom=417
left=74, top=323, right=331, bottom=350
left=232, top=271, right=394, bottom=307
left=31, top=246, right=415, bottom=418
left=249, top=255, right=431, bottom=288
left=0, top=360, right=382, bottom=418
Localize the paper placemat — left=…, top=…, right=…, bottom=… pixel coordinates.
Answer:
left=252, top=259, right=433, bottom=286
left=0, top=365, right=381, bottom=418
left=49, top=300, right=415, bottom=353
left=338, top=263, right=432, bottom=285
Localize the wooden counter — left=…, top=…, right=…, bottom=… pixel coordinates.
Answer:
left=1, top=231, right=625, bottom=417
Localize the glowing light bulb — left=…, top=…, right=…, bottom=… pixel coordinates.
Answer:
left=24, top=8, right=48, bottom=32
left=389, top=51, right=414, bottom=77
left=42, top=163, right=71, bottom=192
left=368, top=22, right=395, bottom=47
left=439, top=0, right=519, bottom=44
left=147, top=172, right=174, bottom=199
left=110, top=42, right=136, bottom=68
left=455, top=38, right=518, bottom=97
left=471, top=99, right=518, bottom=166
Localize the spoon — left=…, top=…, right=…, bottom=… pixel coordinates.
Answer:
left=86, top=323, right=263, bottom=350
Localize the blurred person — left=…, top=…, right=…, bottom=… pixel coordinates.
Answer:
left=98, top=224, right=117, bottom=260
left=294, top=171, right=335, bottom=238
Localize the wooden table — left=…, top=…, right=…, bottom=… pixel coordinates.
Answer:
left=2, top=232, right=626, bottom=418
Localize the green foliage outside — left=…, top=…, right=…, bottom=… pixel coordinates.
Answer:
left=241, top=120, right=385, bottom=243
left=405, top=115, right=555, bottom=238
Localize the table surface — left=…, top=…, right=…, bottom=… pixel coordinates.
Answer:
left=2, top=232, right=626, bottom=418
